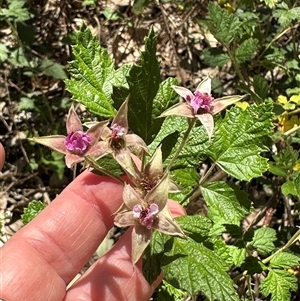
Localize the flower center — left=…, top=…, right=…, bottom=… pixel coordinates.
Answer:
left=132, top=203, right=159, bottom=229
left=186, top=91, right=214, bottom=115
left=65, top=131, right=91, bottom=154
left=140, top=175, right=160, bottom=193
left=110, top=123, right=126, bottom=150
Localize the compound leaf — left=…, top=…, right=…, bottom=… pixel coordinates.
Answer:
left=204, top=2, right=242, bottom=46
left=260, top=269, right=298, bottom=301
left=236, top=38, right=258, bottom=63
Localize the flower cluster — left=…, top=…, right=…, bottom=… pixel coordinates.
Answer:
left=32, top=99, right=147, bottom=171
left=32, top=76, right=240, bottom=264
left=114, top=147, right=185, bottom=264
left=32, top=100, right=185, bottom=264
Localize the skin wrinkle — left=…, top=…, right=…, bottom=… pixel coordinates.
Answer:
left=77, top=173, right=124, bottom=227
left=69, top=217, right=98, bottom=257
left=1, top=243, right=66, bottom=301
left=33, top=226, right=77, bottom=280
left=65, top=230, right=154, bottom=301
left=31, top=173, right=122, bottom=284
left=11, top=213, right=78, bottom=280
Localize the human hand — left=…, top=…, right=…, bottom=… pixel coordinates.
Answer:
left=0, top=143, right=185, bottom=301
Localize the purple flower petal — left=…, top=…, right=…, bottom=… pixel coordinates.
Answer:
left=65, top=131, right=91, bottom=154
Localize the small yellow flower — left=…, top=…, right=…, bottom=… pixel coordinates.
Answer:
left=278, top=115, right=300, bottom=132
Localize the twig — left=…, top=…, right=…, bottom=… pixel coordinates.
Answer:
left=245, top=195, right=277, bottom=232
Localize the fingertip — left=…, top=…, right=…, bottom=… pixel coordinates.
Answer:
left=168, top=199, right=186, bottom=217
left=0, top=143, right=5, bottom=170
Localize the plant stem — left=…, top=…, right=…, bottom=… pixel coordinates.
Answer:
left=181, top=163, right=216, bottom=205
left=199, top=163, right=216, bottom=186
left=262, top=228, right=300, bottom=265
left=284, top=125, right=300, bottom=137
left=166, top=118, right=196, bottom=171
left=258, top=24, right=299, bottom=61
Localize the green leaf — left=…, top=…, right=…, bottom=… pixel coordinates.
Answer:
left=42, top=152, right=66, bottom=180
left=18, top=97, right=35, bottom=110
left=8, top=47, right=32, bottom=68
left=157, top=280, right=187, bottom=301
left=204, top=2, right=242, bottom=46
left=236, top=38, right=258, bottom=64
left=202, top=48, right=230, bottom=67
left=227, top=245, right=246, bottom=266
left=170, top=168, right=199, bottom=205
left=111, top=64, right=132, bottom=105
left=86, top=154, right=124, bottom=179
left=248, top=227, right=277, bottom=255
left=281, top=180, right=297, bottom=196
left=143, top=231, right=167, bottom=284
left=273, top=3, right=300, bottom=28
left=253, top=75, right=269, bottom=100
left=126, top=28, right=160, bottom=144
left=132, top=0, right=150, bottom=14
left=82, top=0, right=96, bottom=6
left=241, top=256, right=265, bottom=275
left=162, top=237, right=240, bottom=300
left=209, top=102, right=273, bottom=181
left=200, top=181, right=251, bottom=228
left=264, top=46, right=285, bottom=65
left=270, top=145, right=299, bottom=178
left=65, top=24, right=117, bottom=118
left=102, top=7, right=122, bottom=21
left=261, top=0, right=279, bottom=8
left=260, top=269, right=298, bottom=301
left=21, top=200, right=47, bottom=225
left=0, top=0, right=31, bottom=22
left=269, top=164, right=287, bottom=177
left=147, top=77, right=179, bottom=143
left=289, top=173, right=300, bottom=198
left=0, top=43, right=9, bottom=62
left=41, top=59, right=67, bottom=79
left=213, top=239, right=234, bottom=270
left=176, top=215, right=212, bottom=237
left=270, top=252, right=300, bottom=269
left=150, top=117, right=209, bottom=170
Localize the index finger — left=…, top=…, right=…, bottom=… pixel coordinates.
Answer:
left=0, top=171, right=124, bottom=301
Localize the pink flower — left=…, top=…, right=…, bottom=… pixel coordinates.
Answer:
left=65, top=131, right=91, bottom=154
left=161, top=77, right=244, bottom=140
left=114, top=171, right=185, bottom=264
left=92, top=99, right=148, bottom=179
left=125, top=146, right=180, bottom=196
left=132, top=203, right=159, bottom=229
left=32, top=106, right=107, bottom=168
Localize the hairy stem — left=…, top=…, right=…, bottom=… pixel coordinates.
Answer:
left=262, top=228, right=300, bottom=265
left=166, top=118, right=196, bottom=171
